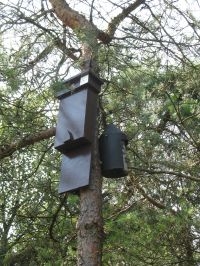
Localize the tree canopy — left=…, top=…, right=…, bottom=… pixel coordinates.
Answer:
left=0, top=0, right=200, bottom=265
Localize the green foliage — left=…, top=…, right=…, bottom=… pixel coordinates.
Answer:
left=100, top=62, right=200, bottom=265
left=0, top=1, right=200, bottom=265
left=50, top=80, right=68, bottom=94
left=1, top=51, right=200, bottom=265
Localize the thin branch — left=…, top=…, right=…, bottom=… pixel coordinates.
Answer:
left=90, top=0, right=95, bottom=23
left=19, top=12, right=79, bottom=61
left=135, top=182, right=167, bottom=210
left=134, top=182, right=177, bottom=215
left=126, top=14, right=185, bottom=63
left=107, top=0, right=145, bottom=38
left=130, top=166, right=200, bottom=182
left=49, top=193, right=68, bottom=242
left=106, top=202, right=136, bottom=221
left=25, top=43, right=55, bottom=72
left=165, top=91, right=200, bottom=151
left=0, top=127, right=56, bottom=160
left=145, top=3, right=193, bottom=65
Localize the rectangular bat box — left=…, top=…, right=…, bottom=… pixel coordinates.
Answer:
left=54, top=70, right=103, bottom=154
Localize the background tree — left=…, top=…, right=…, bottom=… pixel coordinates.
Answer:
left=0, top=0, right=200, bottom=265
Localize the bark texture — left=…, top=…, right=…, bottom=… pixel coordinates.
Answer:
left=0, top=127, right=55, bottom=160
left=49, top=0, right=110, bottom=43
left=77, top=124, right=103, bottom=266
left=47, top=1, right=145, bottom=265
left=49, top=0, right=145, bottom=44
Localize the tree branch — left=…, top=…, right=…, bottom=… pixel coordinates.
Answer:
left=18, top=12, right=79, bottom=61
left=107, top=0, right=145, bottom=38
left=107, top=202, right=136, bottom=221
left=130, top=166, right=200, bottom=182
left=134, top=182, right=177, bottom=215
left=0, top=127, right=56, bottom=160
left=25, top=43, right=55, bottom=72
left=49, top=0, right=111, bottom=43
left=135, top=182, right=168, bottom=210
left=49, top=193, right=68, bottom=242
left=49, top=0, right=145, bottom=44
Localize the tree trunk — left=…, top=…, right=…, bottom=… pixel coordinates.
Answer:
left=184, top=225, right=196, bottom=266
left=77, top=122, right=103, bottom=266
left=76, top=46, right=103, bottom=265
left=0, top=236, right=7, bottom=265
left=47, top=1, right=145, bottom=265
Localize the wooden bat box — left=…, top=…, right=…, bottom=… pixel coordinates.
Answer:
left=55, top=69, right=103, bottom=154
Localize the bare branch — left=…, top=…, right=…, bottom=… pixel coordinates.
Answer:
left=49, top=0, right=111, bottom=43
left=49, top=193, right=68, bottom=242
left=49, top=0, right=145, bottom=44
left=130, top=166, right=200, bottom=182
left=107, top=0, right=145, bottom=38
left=106, top=202, right=136, bottom=221
left=0, top=127, right=56, bottom=160
left=18, top=12, right=79, bottom=61
left=134, top=181, right=177, bottom=215
left=25, top=43, right=55, bottom=72
left=145, top=3, right=193, bottom=65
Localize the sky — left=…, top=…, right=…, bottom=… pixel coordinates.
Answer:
left=1, top=0, right=200, bottom=71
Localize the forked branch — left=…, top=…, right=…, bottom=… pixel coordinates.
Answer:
left=49, top=0, right=145, bottom=44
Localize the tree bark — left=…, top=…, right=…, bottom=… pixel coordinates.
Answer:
left=47, top=1, right=145, bottom=265
left=77, top=123, right=103, bottom=266
left=0, top=127, right=56, bottom=160
left=49, top=0, right=145, bottom=44
left=75, top=30, right=103, bottom=263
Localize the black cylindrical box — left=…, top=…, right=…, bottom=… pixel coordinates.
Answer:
left=99, top=124, right=128, bottom=178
